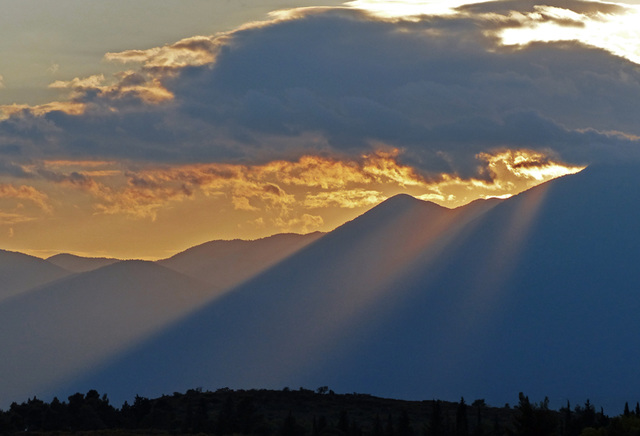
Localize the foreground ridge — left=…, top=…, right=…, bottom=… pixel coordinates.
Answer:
left=2, top=387, right=639, bottom=435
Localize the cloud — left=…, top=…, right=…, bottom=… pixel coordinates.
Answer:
left=303, top=189, right=387, bottom=209
left=455, top=0, right=629, bottom=16
left=48, top=71, right=173, bottom=106
left=0, top=101, right=85, bottom=121
left=17, top=149, right=579, bottom=227
left=104, top=35, right=228, bottom=71
left=163, top=7, right=640, bottom=173
left=0, top=184, right=51, bottom=213
left=0, top=212, right=35, bottom=226
left=0, top=3, right=639, bottom=187
left=0, top=75, right=4, bottom=89
left=273, top=213, right=324, bottom=233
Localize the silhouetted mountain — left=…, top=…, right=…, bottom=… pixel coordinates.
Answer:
left=158, top=232, right=323, bottom=287
left=47, top=253, right=120, bottom=273
left=56, top=190, right=501, bottom=405
left=0, top=249, right=72, bottom=301
left=58, top=165, right=640, bottom=413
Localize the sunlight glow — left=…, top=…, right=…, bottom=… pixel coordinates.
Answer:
left=346, top=0, right=640, bottom=66
left=480, top=149, right=585, bottom=182
left=498, top=4, right=640, bottom=65
left=345, top=0, right=487, bottom=18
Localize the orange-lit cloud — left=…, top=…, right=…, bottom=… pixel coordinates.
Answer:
left=0, top=212, right=35, bottom=226
left=304, top=189, right=386, bottom=209
left=0, top=147, right=585, bottom=259
left=414, top=149, right=585, bottom=207
left=33, top=148, right=582, bottom=223
left=0, top=184, right=51, bottom=213
left=44, top=160, right=117, bottom=168
left=0, top=101, right=86, bottom=120
left=48, top=71, right=173, bottom=106
left=273, top=213, right=324, bottom=233
left=479, top=149, right=585, bottom=182
left=105, top=35, right=228, bottom=71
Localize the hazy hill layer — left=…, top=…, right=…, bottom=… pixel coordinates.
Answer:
left=59, top=165, right=640, bottom=413
left=0, top=260, right=214, bottom=405
left=0, top=249, right=72, bottom=301
left=47, top=253, right=120, bottom=273
left=158, top=232, right=324, bottom=287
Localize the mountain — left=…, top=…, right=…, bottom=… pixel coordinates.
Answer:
left=47, top=253, right=120, bottom=273
left=53, top=188, right=502, bottom=405
left=56, top=164, right=640, bottom=413
left=3, top=164, right=639, bottom=413
left=158, top=232, right=324, bottom=287
left=0, top=249, right=72, bottom=301
left=0, top=232, right=325, bottom=407
left=0, top=260, right=215, bottom=405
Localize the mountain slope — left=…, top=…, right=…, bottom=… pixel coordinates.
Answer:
left=299, top=164, right=640, bottom=411
left=0, top=250, right=72, bottom=301
left=158, top=232, right=324, bottom=287
left=0, top=260, right=215, bottom=406
left=57, top=191, right=500, bottom=405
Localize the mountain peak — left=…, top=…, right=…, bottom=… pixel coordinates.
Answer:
left=47, top=253, right=120, bottom=273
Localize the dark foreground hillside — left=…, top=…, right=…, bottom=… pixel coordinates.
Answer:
left=2, top=387, right=639, bottom=436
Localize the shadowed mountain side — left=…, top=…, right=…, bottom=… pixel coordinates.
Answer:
left=46, top=253, right=120, bottom=273
left=0, top=250, right=72, bottom=301
left=157, top=232, right=324, bottom=286
left=290, top=164, right=640, bottom=412
left=57, top=193, right=500, bottom=406
left=0, top=260, right=216, bottom=407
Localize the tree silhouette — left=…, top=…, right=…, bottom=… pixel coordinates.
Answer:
left=427, top=400, right=445, bottom=436
left=456, top=397, right=468, bottom=436
left=398, top=409, right=412, bottom=436
left=511, top=393, right=557, bottom=436
left=281, top=411, right=303, bottom=436
left=472, top=399, right=486, bottom=436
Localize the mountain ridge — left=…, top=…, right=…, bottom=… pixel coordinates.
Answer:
left=47, top=253, right=121, bottom=273
left=0, top=249, right=73, bottom=301
left=50, top=165, right=640, bottom=413
left=158, top=231, right=324, bottom=286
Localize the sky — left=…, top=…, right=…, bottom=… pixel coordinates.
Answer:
left=1, top=0, right=640, bottom=259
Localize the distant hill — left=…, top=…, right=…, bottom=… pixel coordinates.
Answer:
left=158, top=232, right=324, bottom=288
left=0, top=249, right=71, bottom=301
left=0, top=260, right=213, bottom=405
left=0, top=232, right=324, bottom=407
left=0, top=387, right=520, bottom=435
left=47, top=253, right=120, bottom=273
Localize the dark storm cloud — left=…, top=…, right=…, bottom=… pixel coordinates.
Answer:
left=1, top=4, right=640, bottom=178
